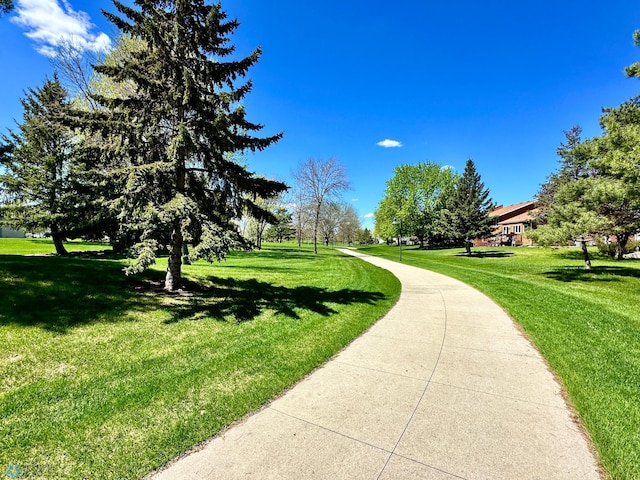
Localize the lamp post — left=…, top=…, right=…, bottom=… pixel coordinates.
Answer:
left=392, top=218, right=402, bottom=262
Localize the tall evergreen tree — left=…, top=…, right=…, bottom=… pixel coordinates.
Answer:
left=529, top=127, right=600, bottom=268
left=84, top=1, right=285, bottom=290
left=0, top=76, right=77, bottom=255
left=531, top=105, right=640, bottom=265
left=441, top=159, right=495, bottom=255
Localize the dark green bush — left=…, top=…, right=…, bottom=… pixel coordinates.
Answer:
left=596, top=238, right=640, bottom=257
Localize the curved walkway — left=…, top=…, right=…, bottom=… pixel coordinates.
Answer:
left=151, top=249, right=601, bottom=480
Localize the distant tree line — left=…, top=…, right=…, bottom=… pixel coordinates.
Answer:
left=288, top=157, right=371, bottom=251
left=374, top=159, right=494, bottom=255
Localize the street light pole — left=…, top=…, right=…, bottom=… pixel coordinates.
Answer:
left=393, top=218, right=402, bottom=262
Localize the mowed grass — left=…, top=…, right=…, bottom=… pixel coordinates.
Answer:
left=0, top=240, right=400, bottom=479
left=359, top=244, right=640, bottom=480
left=0, top=237, right=111, bottom=255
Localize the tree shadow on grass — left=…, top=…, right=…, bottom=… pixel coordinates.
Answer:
left=139, top=274, right=388, bottom=324
left=233, top=247, right=327, bottom=262
left=454, top=250, right=515, bottom=258
left=544, top=266, right=640, bottom=283
left=1, top=255, right=388, bottom=331
left=0, top=255, right=151, bottom=334
left=130, top=268, right=385, bottom=324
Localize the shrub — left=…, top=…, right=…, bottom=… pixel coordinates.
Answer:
left=596, top=238, right=640, bottom=257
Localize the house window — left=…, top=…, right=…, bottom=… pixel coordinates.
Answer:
left=502, top=226, right=510, bottom=234
left=514, top=224, right=522, bottom=234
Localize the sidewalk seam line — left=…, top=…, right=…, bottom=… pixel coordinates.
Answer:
left=267, top=407, right=392, bottom=454
left=376, top=281, right=449, bottom=480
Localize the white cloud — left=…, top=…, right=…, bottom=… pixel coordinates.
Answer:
left=376, top=139, right=402, bottom=148
left=364, top=212, right=374, bottom=218
left=12, top=0, right=112, bottom=57
left=351, top=198, right=359, bottom=202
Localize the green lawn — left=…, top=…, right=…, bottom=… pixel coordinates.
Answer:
left=359, top=244, right=640, bottom=480
left=0, top=238, right=111, bottom=255
left=0, top=240, right=400, bottom=479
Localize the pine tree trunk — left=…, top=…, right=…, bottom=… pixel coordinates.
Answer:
left=165, top=161, right=185, bottom=290
left=465, top=241, right=472, bottom=255
left=51, top=225, right=68, bottom=256
left=580, top=239, right=592, bottom=270
left=165, top=223, right=182, bottom=291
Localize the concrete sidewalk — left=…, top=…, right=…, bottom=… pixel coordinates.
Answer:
left=151, top=249, right=601, bottom=479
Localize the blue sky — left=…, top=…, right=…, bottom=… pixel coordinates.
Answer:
left=2, top=1, right=640, bottom=230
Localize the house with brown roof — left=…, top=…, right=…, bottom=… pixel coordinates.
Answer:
left=474, top=201, right=537, bottom=247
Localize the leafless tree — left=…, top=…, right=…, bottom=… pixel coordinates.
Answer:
left=289, top=189, right=312, bottom=246
left=50, top=38, right=103, bottom=110
left=292, top=158, right=350, bottom=253
left=319, top=201, right=345, bottom=246
left=336, top=204, right=361, bottom=245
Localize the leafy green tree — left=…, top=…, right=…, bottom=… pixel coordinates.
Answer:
left=81, top=1, right=285, bottom=290
left=357, top=227, right=374, bottom=244
left=264, top=207, right=294, bottom=243
left=441, top=159, right=494, bottom=255
left=0, top=76, right=78, bottom=255
left=375, top=162, right=457, bottom=248
left=374, top=193, right=402, bottom=242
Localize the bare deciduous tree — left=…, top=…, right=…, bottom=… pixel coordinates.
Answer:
left=336, top=203, right=361, bottom=245
left=292, top=158, right=350, bottom=254
left=50, top=38, right=103, bottom=110
left=290, top=189, right=312, bottom=247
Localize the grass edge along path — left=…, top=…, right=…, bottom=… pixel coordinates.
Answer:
left=358, top=244, right=640, bottom=480
left=0, top=241, right=400, bottom=479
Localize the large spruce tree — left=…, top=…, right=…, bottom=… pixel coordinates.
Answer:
left=441, top=159, right=495, bottom=255
left=0, top=76, right=77, bottom=255
left=88, top=0, right=285, bottom=290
